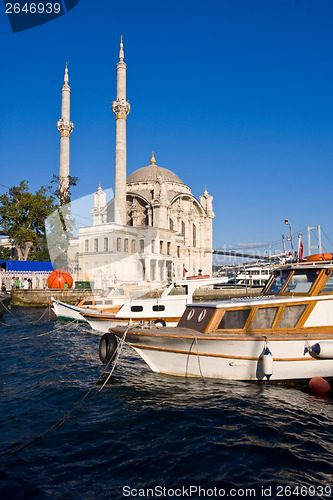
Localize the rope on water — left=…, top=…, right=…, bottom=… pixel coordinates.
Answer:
left=0, top=304, right=53, bottom=328
left=0, top=298, right=15, bottom=317
left=0, top=327, right=128, bottom=457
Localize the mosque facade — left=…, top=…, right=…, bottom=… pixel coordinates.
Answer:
left=63, top=40, right=214, bottom=286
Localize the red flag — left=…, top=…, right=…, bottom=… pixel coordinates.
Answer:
left=183, top=265, right=188, bottom=278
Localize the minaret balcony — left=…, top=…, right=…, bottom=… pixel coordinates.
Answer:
left=112, top=99, right=130, bottom=119
left=57, top=119, right=74, bottom=136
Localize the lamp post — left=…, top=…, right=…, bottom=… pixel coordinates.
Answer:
left=284, top=219, right=294, bottom=256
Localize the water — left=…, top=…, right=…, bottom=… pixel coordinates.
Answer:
left=0, top=307, right=333, bottom=500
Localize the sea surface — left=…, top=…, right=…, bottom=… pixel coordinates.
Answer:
left=0, top=306, right=332, bottom=500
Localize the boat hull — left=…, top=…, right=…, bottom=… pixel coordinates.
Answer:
left=112, top=328, right=333, bottom=381
left=51, top=298, right=88, bottom=322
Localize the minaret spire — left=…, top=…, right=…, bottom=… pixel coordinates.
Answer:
left=57, top=63, right=74, bottom=204
left=112, top=37, right=131, bottom=225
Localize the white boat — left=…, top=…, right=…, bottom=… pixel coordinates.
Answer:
left=105, top=254, right=333, bottom=382
left=227, top=265, right=272, bottom=287
left=83, top=277, right=227, bottom=333
left=51, top=283, right=153, bottom=322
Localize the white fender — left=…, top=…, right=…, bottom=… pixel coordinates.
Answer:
left=263, top=347, right=273, bottom=380
left=310, top=341, right=333, bottom=359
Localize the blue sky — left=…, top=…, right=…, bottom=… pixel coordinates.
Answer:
left=0, top=0, right=332, bottom=255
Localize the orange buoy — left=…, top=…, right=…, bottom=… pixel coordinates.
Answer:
left=47, top=269, right=73, bottom=290
left=306, top=253, right=333, bottom=262
left=309, top=377, right=331, bottom=394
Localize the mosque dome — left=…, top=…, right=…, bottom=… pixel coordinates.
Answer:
left=127, top=153, right=184, bottom=185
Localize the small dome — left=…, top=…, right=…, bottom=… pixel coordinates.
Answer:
left=127, top=153, right=184, bottom=185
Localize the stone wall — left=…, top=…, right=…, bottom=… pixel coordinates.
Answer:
left=11, top=289, right=103, bottom=307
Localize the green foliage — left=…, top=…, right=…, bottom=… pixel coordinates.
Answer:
left=0, top=181, right=56, bottom=261
left=0, top=176, right=79, bottom=262
left=0, top=246, right=12, bottom=260
left=51, top=174, right=79, bottom=206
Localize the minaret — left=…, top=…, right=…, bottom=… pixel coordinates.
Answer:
left=112, top=37, right=131, bottom=225
left=57, top=63, right=74, bottom=204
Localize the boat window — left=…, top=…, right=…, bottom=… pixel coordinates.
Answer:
left=169, top=285, right=188, bottom=296
left=83, top=300, right=93, bottom=306
left=283, top=270, right=319, bottom=294
left=187, top=309, right=195, bottom=320
left=94, top=300, right=103, bottom=305
left=218, top=309, right=251, bottom=330
left=278, top=305, right=307, bottom=329
left=153, top=305, right=165, bottom=312
left=197, top=309, right=207, bottom=322
left=250, top=307, right=278, bottom=329
left=265, top=271, right=290, bottom=294
left=104, top=299, right=114, bottom=305
left=321, top=273, right=333, bottom=293
left=131, top=305, right=143, bottom=312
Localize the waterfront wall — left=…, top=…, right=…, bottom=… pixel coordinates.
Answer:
left=10, top=289, right=103, bottom=307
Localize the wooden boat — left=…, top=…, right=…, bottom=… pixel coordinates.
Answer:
left=84, top=277, right=227, bottom=333
left=103, top=254, right=333, bottom=382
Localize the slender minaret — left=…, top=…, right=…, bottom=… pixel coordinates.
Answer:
left=112, top=37, right=130, bottom=225
left=57, top=63, right=74, bottom=204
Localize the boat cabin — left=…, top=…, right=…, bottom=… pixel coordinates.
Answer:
left=178, top=261, right=333, bottom=335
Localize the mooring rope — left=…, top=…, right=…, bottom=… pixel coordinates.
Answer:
left=0, top=304, right=53, bottom=328
left=189, top=332, right=204, bottom=378
left=0, top=298, right=14, bottom=316
left=0, top=328, right=128, bottom=457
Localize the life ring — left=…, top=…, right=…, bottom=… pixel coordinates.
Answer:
left=99, top=333, right=118, bottom=364
left=306, top=253, right=333, bottom=262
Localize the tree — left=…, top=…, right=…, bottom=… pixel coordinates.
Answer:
left=0, top=181, right=56, bottom=261
left=51, top=174, right=79, bottom=206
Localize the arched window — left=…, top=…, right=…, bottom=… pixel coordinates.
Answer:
left=104, top=238, right=108, bottom=252
left=193, top=224, right=196, bottom=248
left=94, top=238, right=98, bottom=252
left=181, top=221, right=185, bottom=236
left=169, top=218, right=174, bottom=230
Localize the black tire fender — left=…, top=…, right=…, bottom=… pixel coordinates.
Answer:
left=99, top=332, right=118, bottom=364
left=154, top=319, right=166, bottom=328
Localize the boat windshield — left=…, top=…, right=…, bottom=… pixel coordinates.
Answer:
left=283, top=270, right=319, bottom=294
left=265, top=269, right=319, bottom=295
left=265, top=271, right=290, bottom=294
